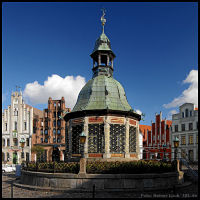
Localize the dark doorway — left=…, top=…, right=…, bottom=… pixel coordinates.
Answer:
left=52, top=147, right=60, bottom=162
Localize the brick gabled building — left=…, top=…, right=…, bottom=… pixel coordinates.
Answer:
left=31, top=97, right=71, bottom=162
left=143, top=112, right=172, bottom=161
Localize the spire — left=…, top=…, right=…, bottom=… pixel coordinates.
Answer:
left=101, top=8, right=106, bottom=34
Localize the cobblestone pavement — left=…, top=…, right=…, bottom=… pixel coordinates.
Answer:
left=2, top=172, right=198, bottom=198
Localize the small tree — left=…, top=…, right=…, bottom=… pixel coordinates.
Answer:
left=31, top=145, right=45, bottom=162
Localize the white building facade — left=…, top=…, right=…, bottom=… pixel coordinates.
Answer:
left=171, top=103, right=198, bottom=162
left=2, top=91, right=42, bottom=164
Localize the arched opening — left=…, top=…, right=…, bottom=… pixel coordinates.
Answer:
left=52, top=147, right=60, bottom=162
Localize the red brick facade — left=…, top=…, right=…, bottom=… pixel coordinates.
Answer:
left=31, top=97, right=71, bottom=162
left=143, top=112, right=172, bottom=161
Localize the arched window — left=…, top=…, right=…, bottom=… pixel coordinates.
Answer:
left=3, top=139, right=5, bottom=147
left=185, top=109, right=189, bottom=118
left=7, top=152, right=10, bottom=161
left=7, top=139, right=10, bottom=146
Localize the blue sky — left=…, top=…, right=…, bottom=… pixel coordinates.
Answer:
left=2, top=2, right=198, bottom=125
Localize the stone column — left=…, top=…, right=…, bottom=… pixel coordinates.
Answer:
left=103, top=117, right=111, bottom=159
left=125, top=118, right=130, bottom=158
left=98, top=54, right=101, bottom=65
left=107, top=55, right=110, bottom=66
left=84, top=117, right=88, bottom=158
left=136, top=122, right=140, bottom=160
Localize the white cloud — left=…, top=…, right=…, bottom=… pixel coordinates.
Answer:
left=166, top=109, right=178, bottom=120
left=23, top=74, right=86, bottom=109
left=163, top=69, right=198, bottom=109
left=135, top=109, right=142, bottom=115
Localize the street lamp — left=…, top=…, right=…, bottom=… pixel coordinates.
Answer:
left=173, top=136, right=179, bottom=160
left=20, top=138, right=25, bottom=164
left=79, top=131, right=86, bottom=176
left=79, top=131, right=86, bottom=158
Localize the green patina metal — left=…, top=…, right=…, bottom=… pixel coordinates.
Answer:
left=72, top=75, right=132, bottom=112
left=64, top=10, right=140, bottom=119
left=92, top=32, right=112, bottom=53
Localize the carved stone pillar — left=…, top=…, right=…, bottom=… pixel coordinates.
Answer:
left=107, top=55, right=110, bottom=66
left=125, top=118, right=130, bottom=158
left=103, top=117, right=111, bottom=158
left=84, top=117, right=88, bottom=158
left=136, top=122, right=140, bottom=160
left=98, top=54, right=101, bottom=65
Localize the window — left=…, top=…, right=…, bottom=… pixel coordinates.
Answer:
left=57, top=112, right=61, bottom=118
left=45, top=121, right=48, bottom=127
left=41, top=138, right=43, bottom=143
left=14, top=122, right=17, bottom=130
left=175, top=125, right=178, bottom=132
left=5, top=123, right=7, bottom=131
left=57, top=120, right=61, bottom=127
left=24, top=122, right=27, bottom=130
left=26, top=153, right=29, bottom=162
left=53, top=120, right=56, bottom=127
left=26, top=138, right=29, bottom=146
left=54, top=112, right=56, bottom=118
left=7, top=139, right=10, bottom=146
left=21, top=152, right=24, bottom=159
left=181, top=124, right=185, bottom=131
left=44, top=129, right=48, bottom=135
left=57, top=137, right=61, bottom=143
left=53, top=129, right=56, bottom=135
left=40, top=129, right=43, bottom=135
left=190, top=110, right=192, bottom=117
left=181, top=136, right=186, bottom=145
left=185, top=109, right=189, bottom=117
left=53, top=138, right=56, bottom=143
left=57, top=129, right=61, bottom=135
left=33, top=127, right=37, bottom=134
left=44, top=138, right=48, bottom=143
left=189, top=123, right=193, bottom=131
left=14, top=108, right=18, bottom=116
left=182, top=112, right=184, bottom=118
left=189, top=135, right=193, bottom=144
left=13, top=138, right=18, bottom=146
left=2, top=153, right=5, bottom=162
left=7, top=152, right=10, bottom=161
left=3, top=139, right=5, bottom=147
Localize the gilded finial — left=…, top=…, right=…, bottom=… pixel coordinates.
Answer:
left=101, top=8, right=106, bottom=33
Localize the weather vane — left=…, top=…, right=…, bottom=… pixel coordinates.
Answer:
left=101, top=8, right=106, bottom=33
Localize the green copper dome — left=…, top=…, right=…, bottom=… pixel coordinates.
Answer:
left=72, top=75, right=132, bottom=112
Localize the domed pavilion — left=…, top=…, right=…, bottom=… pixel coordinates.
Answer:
left=64, top=11, right=141, bottom=161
